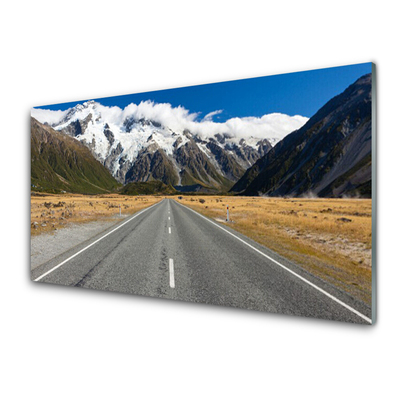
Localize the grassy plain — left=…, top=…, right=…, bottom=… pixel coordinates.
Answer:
left=30, top=193, right=161, bottom=236
left=175, top=196, right=372, bottom=304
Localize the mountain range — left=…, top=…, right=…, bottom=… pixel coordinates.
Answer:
left=32, top=101, right=307, bottom=191
left=231, top=73, right=372, bottom=198
left=31, top=73, right=372, bottom=198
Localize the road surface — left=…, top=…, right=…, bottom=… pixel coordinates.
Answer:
left=31, top=199, right=372, bottom=324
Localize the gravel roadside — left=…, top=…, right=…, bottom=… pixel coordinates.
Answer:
left=30, top=215, right=127, bottom=270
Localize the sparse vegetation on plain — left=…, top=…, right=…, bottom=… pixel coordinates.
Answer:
left=30, top=193, right=161, bottom=236
left=175, top=196, right=372, bottom=304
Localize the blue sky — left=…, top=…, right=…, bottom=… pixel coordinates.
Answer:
left=36, top=62, right=372, bottom=120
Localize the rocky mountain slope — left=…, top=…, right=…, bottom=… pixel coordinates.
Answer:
left=231, top=74, right=373, bottom=198
left=32, top=101, right=307, bottom=191
left=31, top=117, right=120, bottom=194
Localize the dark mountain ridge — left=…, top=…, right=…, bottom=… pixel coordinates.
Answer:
left=31, top=117, right=120, bottom=194
left=231, top=73, right=373, bottom=198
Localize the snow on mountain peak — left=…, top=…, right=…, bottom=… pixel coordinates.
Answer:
left=32, top=100, right=308, bottom=184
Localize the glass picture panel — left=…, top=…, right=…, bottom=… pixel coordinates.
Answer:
left=31, top=62, right=376, bottom=324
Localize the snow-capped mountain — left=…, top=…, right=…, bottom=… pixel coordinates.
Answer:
left=32, top=100, right=308, bottom=190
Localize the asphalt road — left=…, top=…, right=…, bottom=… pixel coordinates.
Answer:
left=31, top=199, right=372, bottom=324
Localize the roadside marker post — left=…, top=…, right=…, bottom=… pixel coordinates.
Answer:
left=119, top=204, right=121, bottom=217
left=226, top=205, right=229, bottom=222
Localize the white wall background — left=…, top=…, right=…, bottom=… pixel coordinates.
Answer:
left=1, top=1, right=398, bottom=399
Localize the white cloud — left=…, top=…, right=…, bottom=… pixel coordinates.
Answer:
left=202, top=109, right=223, bottom=122
left=120, top=101, right=200, bottom=132
left=31, top=108, right=69, bottom=125
left=33, top=100, right=308, bottom=144
left=118, top=101, right=308, bottom=143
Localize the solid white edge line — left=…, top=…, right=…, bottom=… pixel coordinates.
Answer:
left=34, top=200, right=164, bottom=282
left=177, top=201, right=372, bottom=324
left=169, top=258, right=175, bottom=288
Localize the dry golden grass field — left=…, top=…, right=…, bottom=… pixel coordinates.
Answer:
left=31, top=193, right=161, bottom=236
left=175, top=196, right=372, bottom=304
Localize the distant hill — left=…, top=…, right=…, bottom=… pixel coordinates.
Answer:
left=31, top=117, right=121, bottom=194
left=119, top=181, right=177, bottom=196
left=231, top=74, right=372, bottom=198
